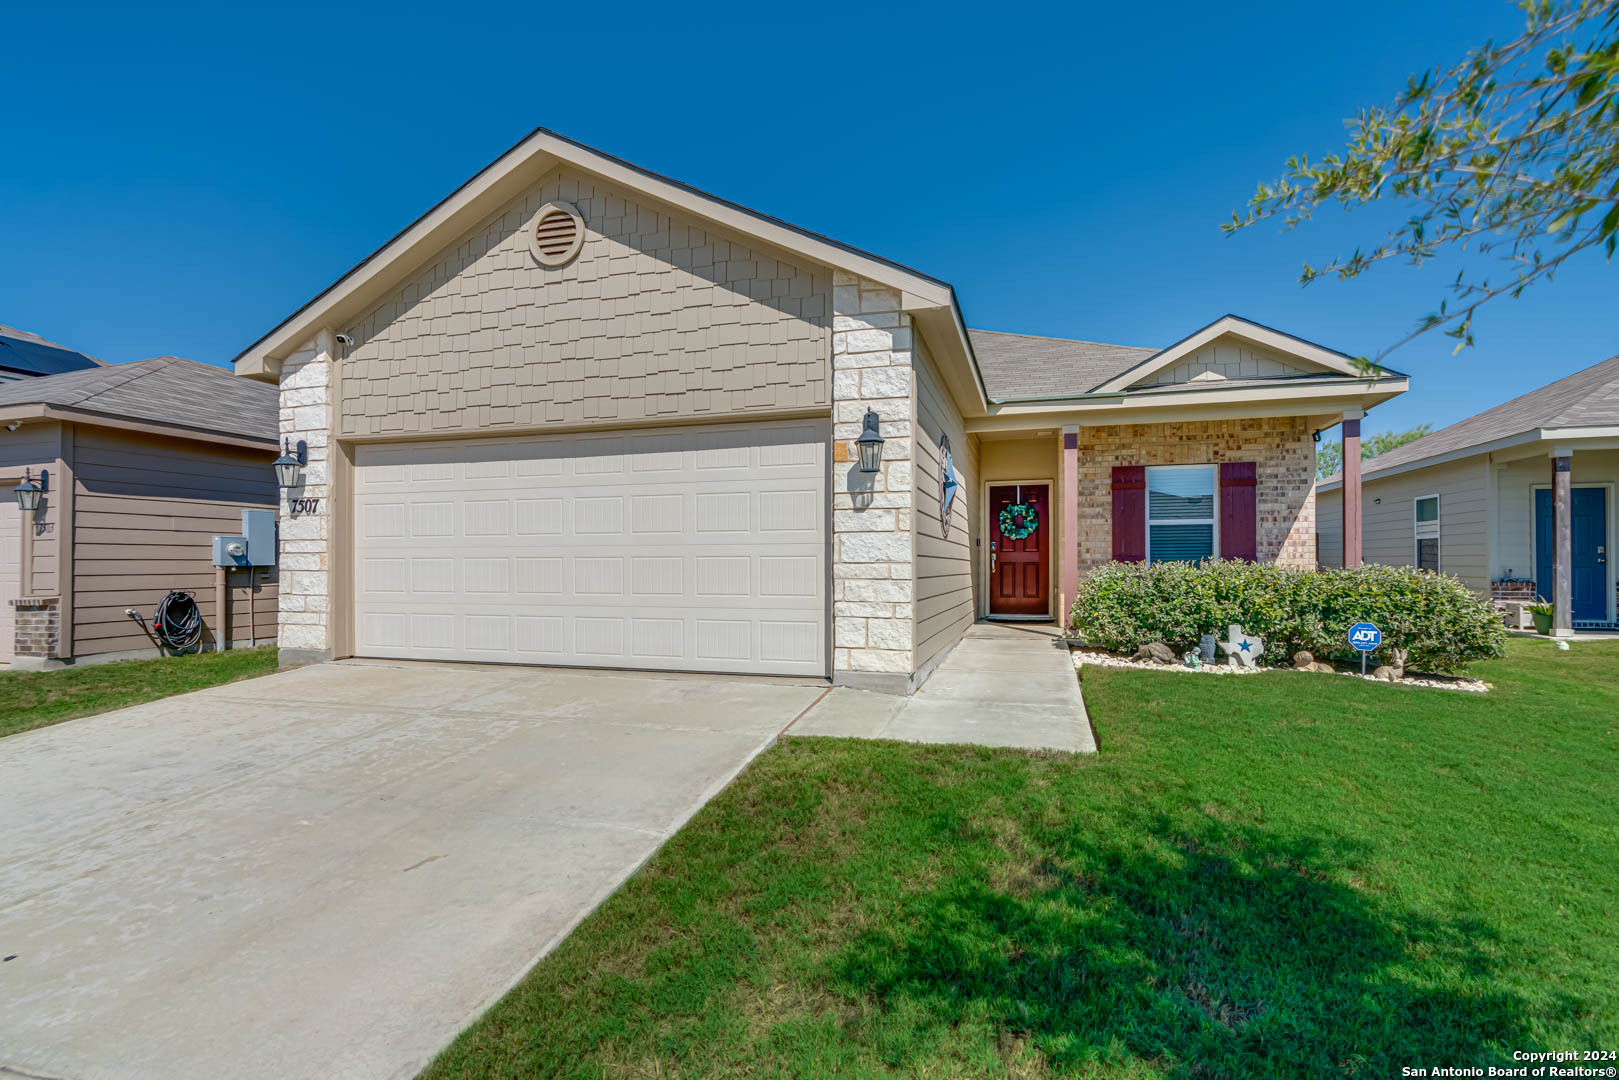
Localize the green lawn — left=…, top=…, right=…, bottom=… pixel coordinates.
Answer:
left=0, top=646, right=278, bottom=739
left=426, top=638, right=1619, bottom=1079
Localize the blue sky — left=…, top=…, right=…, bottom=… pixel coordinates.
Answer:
left=4, top=0, right=1611, bottom=440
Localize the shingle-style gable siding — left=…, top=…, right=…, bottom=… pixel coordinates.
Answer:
left=1132, top=336, right=1329, bottom=388
left=336, top=166, right=830, bottom=438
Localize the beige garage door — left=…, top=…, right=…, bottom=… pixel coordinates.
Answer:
left=352, top=420, right=827, bottom=676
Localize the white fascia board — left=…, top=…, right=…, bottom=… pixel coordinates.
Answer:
left=1538, top=426, right=1619, bottom=442
left=233, top=127, right=957, bottom=380
left=1090, top=315, right=1374, bottom=393
left=966, top=377, right=1407, bottom=434
left=1324, top=427, right=1619, bottom=491
left=1321, top=430, right=1547, bottom=492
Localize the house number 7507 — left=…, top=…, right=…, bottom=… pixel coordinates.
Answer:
left=289, top=498, right=321, bottom=514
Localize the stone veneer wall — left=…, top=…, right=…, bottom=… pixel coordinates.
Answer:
left=276, top=335, right=334, bottom=661
left=830, top=274, right=916, bottom=687
left=1074, top=417, right=1316, bottom=575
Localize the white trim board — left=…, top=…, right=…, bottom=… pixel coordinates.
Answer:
left=1091, top=315, right=1384, bottom=393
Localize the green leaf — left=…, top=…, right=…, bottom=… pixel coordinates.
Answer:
left=1600, top=201, right=1619, bottom=239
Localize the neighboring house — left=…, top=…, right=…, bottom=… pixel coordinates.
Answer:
left=234, top=127, right=1406, bottom=692
left=1318, top=355, right=1619, bottom=633
left=0, top=324, right=106, bottom=382
left=0, top=356, right=281, bottom=667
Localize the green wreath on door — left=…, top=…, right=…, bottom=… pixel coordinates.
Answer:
left=998, top=502, right=1039, bottom=540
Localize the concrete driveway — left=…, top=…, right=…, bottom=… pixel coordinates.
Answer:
left=0, top=661, right=824, bottom=1080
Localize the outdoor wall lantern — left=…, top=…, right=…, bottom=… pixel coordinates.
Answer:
left=856, top=410, right=884, bottom=473
left=12, top=468, right=45, bottom=513
left=273, top=439, right=308, bottom=489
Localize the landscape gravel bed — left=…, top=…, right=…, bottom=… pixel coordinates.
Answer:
left=1069, top=646, right=1490, bottom=692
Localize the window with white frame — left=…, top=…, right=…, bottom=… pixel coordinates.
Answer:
left=1147, top=465, right=1217, bottom=562
left=1414, top=495, right=1440, bottom=572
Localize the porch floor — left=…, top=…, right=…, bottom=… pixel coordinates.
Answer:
left=1510, top=628, right=1619, bottom=641
left=794, top=622, right=1095, bottom=752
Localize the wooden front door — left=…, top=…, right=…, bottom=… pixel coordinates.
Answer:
left=989, top=483, right=1050, bottom=616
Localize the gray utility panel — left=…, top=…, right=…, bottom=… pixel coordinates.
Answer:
left=212, top=536, right=249, bottom=567
left=212, top=509, right=278, bottom=568
left=241, top=508, right=276, bottom=566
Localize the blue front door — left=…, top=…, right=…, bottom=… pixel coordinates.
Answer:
left=1535, top=487, right=1609, bottom=622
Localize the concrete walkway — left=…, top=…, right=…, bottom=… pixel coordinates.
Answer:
left=0, top=661, right=824, bottom=1080
left=795, top=622, right=1095, bottom=752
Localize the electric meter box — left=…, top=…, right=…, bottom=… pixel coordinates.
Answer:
left=212, top=536, right=249, bottom=566
left=241, top=508, right=277, bottom=566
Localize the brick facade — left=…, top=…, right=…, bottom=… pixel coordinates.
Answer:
left=10, top=596, right=61, bottom=660
left=1073, top=416, right=1316, bottom=575
left=1491, top=579, right=1537, bottom=603
left=830, top=274, right=915, bottom=684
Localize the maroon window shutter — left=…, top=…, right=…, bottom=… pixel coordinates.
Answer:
left=1111, top=465, right=1146, bottom=562
left=1219, top=461, right=1258, bottom=561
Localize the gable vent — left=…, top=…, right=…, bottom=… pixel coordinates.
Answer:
left=528, top=201, right=586, bottom=267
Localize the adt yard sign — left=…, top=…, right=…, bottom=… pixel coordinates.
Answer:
left=1349, top=622, right=1382, bottom=675
left=1349, top=623, right=1382, bottom=652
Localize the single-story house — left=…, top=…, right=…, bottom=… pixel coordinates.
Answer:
left=1, top=323, right=105, bottom=383
left=1, top=355, right=281, bottom=668
left=234, top=127, right=1406, bottom=692
left=1318, top=355, right=1619, bottom=634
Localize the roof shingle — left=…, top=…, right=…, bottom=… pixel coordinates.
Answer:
left=968, top=329, right=1158, bottom=400
left=0, top=356, right=277, bottom=443
left=1326, top=353, right=1619, bottom=484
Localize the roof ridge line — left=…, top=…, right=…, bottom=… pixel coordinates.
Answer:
left=62, top=356, right=167, bottom=406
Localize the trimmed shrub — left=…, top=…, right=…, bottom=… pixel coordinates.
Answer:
left=1068, top=560, right=1507, bottom=673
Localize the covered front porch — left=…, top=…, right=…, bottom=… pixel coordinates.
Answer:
left=971, top=413, right=1335, bottom=625
left=956, top=316, right=1407, bottom=629
left=1491, top=445, right=1618, bottom=634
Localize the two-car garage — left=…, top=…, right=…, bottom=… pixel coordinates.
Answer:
left=351, top=419, right=828, bottom=677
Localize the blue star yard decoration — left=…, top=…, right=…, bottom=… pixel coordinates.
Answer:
left=1218, top=624, right=1265, bottom=668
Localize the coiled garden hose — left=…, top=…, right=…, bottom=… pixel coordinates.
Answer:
left=152, top=590, right=203, bottom=652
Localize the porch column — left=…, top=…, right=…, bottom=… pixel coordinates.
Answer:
left=1554, top=453, right=1573, bottom=637
left=1059, top=426, right=1079, bottom=627
left=1342, top=415, right=1363, bottom=568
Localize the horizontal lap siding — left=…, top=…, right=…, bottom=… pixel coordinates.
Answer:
left=1316, top=487, right=1343, bottom=568
left=912, top=338, right=977, bottom=669
left=1362, top=458, right=1490, bottom=594
left=71, top=428, right=278, bottom=656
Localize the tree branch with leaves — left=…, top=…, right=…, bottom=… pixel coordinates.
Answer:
left=1228, top=0, right=1619, bottom=366
left=1317, top=424, right=1435, bottom=479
